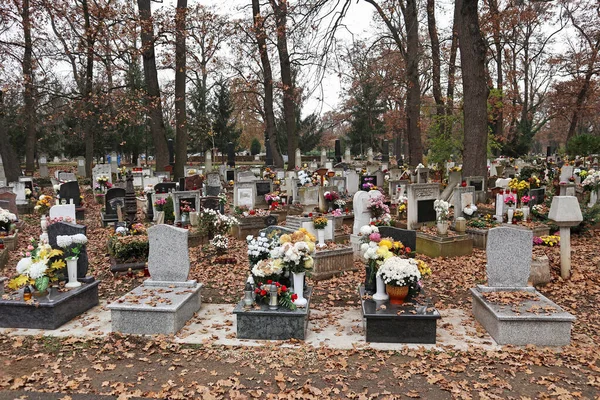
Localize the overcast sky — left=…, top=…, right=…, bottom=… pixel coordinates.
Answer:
left=155, top=0, right=378, bottom=115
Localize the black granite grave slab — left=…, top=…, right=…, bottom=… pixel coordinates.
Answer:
left=105, top=188, right=126, bottom=215
left=47, top=221, right=89, bottom=279
left=255, top=181, right=271, bottom=197
left=59, top=181, right=81, bottom=206
left=417, top=199, right=436, bottom=223
left=206, top=186, right=221, bottom=196
left=154, top=182, right=177, bottom=194
left=376, top=226, right=417, bottom=250
left=234, top=287, right=312, bottom=340
left=529, top=187, right=545, bottom=205
left=199, top=196, right=220, bottom=212
left=360, top=286, right=440, bottom=344
left=146, top=192, right=154, bottom=221
left=0, top=280, right=99, bottom=329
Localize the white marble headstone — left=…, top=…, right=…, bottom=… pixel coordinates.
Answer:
left=49, top=204, right=76, bottom=221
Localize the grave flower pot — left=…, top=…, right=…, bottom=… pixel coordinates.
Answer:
left=436, top=220, right=449, bottom=236
left=386, top=285, right=409, bottom=305
left=94, top=193, right=105, bottom=204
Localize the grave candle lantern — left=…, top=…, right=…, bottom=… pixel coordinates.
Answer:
left=243, top=282, right=254, bottom=308
left=269, top=284, right=278, bottom=310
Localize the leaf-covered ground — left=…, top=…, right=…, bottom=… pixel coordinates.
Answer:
left=1, top=181, right=599, bottom=398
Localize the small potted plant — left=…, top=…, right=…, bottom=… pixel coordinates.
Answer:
left=154, top=198, right=167, bottom=224
left=433, top=199, right=450, bottom=235
left=520, top=195, right=532, bottom=220
left=376, top=256, right=421, bottom=305
left=313, top=216, right=329, bottom=248
left=180, top=200, right=194, bottom=225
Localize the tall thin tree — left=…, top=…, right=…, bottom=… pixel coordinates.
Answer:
left=138, top=0, right=169, bottom=170
left=252, top=0, right=284, bottom=168
left=174, top=0, right=188, bottom=179
left=458, top=0, right=489, bottom=177
left=268, top=0, right=297, bottom=170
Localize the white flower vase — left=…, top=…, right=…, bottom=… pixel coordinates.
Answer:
left=189, top=211, right=199, bottom=227
left=65, top=257, right=81, bottom=288
left=317, top=229, right=326, bottom=248
left=589, top=190, right=598, bottom=208
left=292, top=272, right=308, bottom=307
left=40, top=215, right=48, bottom=232
left=521, top=206, right=530, bottom=221
left=39, top=215, right=49, bottom=244
left=372, top=275, right=389, bottom=301
left=156, top=211, right=165, bottom=225
left=507, top=208, right=514, bottom=224
left=436, top=220, right=449, bottom=236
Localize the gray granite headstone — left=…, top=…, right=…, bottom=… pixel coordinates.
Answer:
left=453, top=186, right=475, bottom=219
left=237, top=171, right=256, bottom=183
left=47, top=221, right=88, bottom=278
left=147, top=225, right=190, bottom=282
left=0, top=192, right=18, bottom=215
left=486, top=227, right=532, bottom=287
left=206, top=186, right=221, bottom=196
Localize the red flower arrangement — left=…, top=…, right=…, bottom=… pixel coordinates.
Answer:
left=254, top=281, right=298, bottom=310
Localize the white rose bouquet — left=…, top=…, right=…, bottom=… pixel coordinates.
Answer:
left=56, top=234, right=88, bottom=260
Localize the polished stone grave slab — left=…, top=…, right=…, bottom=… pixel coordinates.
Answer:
left=0, top=280, right=100, bottom=329
left=416, top=232, right=473, bottom=258
left=471, top=286, right=575, bottom=346
left=360, top=286, right=441, bottom=344
left=108, top=282, right=202, bottom=335
left=234, top=287, right=312, bottom=340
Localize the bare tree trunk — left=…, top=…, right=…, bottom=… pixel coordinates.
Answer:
left=446, top=0, right=459, bottom=126
left=458, top=0, right=489, bottom=177
left=269, top=0, right=297, bottom=170
left=174, top=0, right=188, bottom=179
left=82, top=0, right=95, bottom=178
left=488, top=0, right=503, bottom=139
left=22, top=0, right=36, bottom=173
left=252, top=0, right=284, bottom=168
left=566, top=66, right=597, bottom=142
left=426, top=0, right=443, bottom=117
left=403, top=0, right=423, bottom=166
left=138, top=0, right=169, bottom=171
left=0, top=91, right=21, bottom=182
